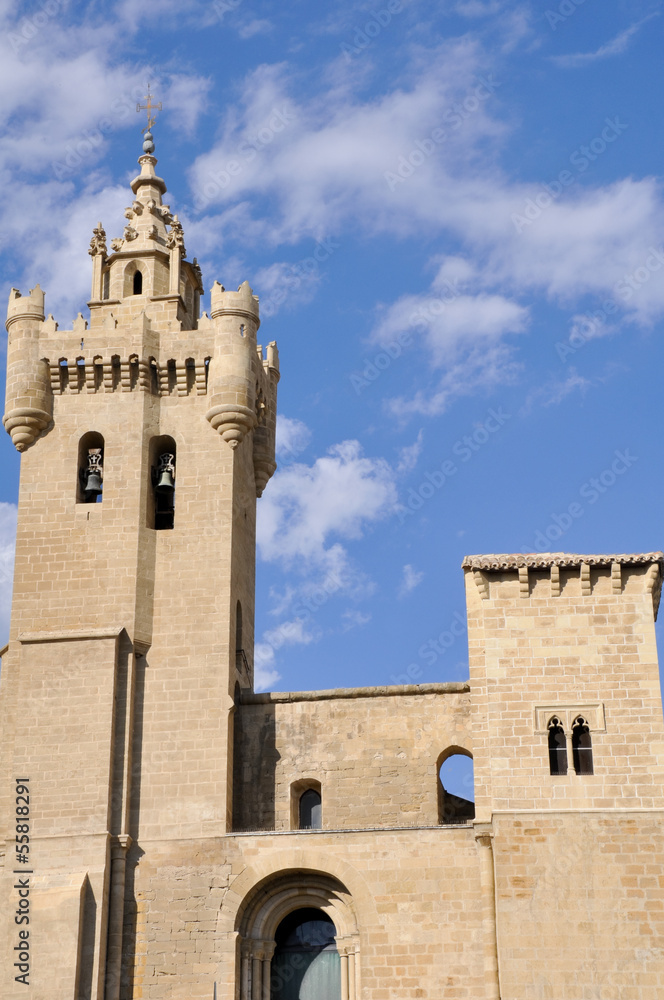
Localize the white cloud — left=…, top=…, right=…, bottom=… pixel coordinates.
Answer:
left=276, top=416, right=312, bottom=462
left=0, top=502, right=17, bottom=645
left=257, top=440, right=399, bottom=572
left=263, top=617, right=318, bottom=650
left=254, top=643, right=281, bottom=691
left=188, top=44, right=505, bottom=242
left=341, top=609, right=371, bottom=632
left=186, top=47, right=664, bottom=331
left=398, top=564, right=424, bottom=598
left=254, top=259, right=323, bottom=318
left=552, top=15, right=658, bottom=69
left=374, top=290, right=528, bottom=367
left=455, top=1, right=502, bottom=17
left=372, top=258, right=528, bottom=415
left=238, top=19, right=273, bottom=39
left=387, top=344, right=520, bottom=418
left=521, top=368, right=592, bottom=413
left=397, top=431, right=424, bottom=473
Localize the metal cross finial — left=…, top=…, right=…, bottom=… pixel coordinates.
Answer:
left=136, top=85, right=162, bottom=133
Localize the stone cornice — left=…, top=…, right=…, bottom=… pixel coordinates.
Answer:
left=242, top=682, right=470, bottom=705
left=462, top=552, right=664, bottom=571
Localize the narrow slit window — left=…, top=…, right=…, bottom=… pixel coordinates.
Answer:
left=548, top=717, right=567, bottom=775
left=133, top=270, right=143, bottom=295
left=572, top=717, right=594, bottom=775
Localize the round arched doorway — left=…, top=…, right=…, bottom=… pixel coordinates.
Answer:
left=236, top=870, right=360, bottom=1000
left=271, top=908, right=340, bottom=1000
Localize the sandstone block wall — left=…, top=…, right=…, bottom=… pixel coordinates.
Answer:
left=464, top=556, right=664, bottom=817
left=233, top=686, right=472, bottom=832
left=121, top=828, right=484, bottom=1000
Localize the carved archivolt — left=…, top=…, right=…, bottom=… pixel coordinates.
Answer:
left=236, top=871, right=360, bottom=1000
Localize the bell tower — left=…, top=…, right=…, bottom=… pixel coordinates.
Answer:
left=0, top=129, right=278, bottom=999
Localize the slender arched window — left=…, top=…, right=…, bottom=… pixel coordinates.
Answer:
left=548, top=717, right=567, bottom=775
left=133, top=269, right=143, bottom=294
left=299, top=789, right=322, bottom=830
left=236, top=601, right=248, bottom=672
left=149, top=436, right=176, bottom=530
left=77, top=432, right=104, bottom=504
left=572, top=717, right=594, bottom=774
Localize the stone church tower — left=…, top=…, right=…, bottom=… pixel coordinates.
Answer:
left=2, top=136, right=664, bottom=1000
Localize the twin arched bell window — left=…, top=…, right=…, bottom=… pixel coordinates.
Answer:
left=76, top=434, right=176, bottom=529
left=548, top=716, right=594, bottom=775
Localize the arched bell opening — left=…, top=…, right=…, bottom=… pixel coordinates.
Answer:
left=77, top=432, right=105, bottom=504
left=236, top=870, right=359, bottom=1000
left=148, top=435, right=176, bottom=530
left=123, top=261, right=147, bottom=298
left=437, top=747, right=475, bottom=824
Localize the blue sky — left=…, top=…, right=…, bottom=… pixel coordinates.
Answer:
left=1, top=0, right=664, bottom=706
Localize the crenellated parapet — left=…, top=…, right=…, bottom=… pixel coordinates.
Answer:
left=47, top=354, right=210, bottom=396
left=3, top=286, right=52, bottom=452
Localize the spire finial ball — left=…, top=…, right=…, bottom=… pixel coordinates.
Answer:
left=143, top=130, right=155, bottom=154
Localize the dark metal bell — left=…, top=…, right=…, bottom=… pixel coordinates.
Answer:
left=85, top=471, right=103, bottom=495
left=155, top=469, right=175, bottom=494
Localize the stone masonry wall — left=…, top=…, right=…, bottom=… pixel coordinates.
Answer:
left=233, top=687, right=472, bottom=832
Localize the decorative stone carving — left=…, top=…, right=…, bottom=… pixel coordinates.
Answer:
left=123, top=225, right=138, bottom=242
left=167, top=218, right=186, bottom=256
left=110, top=237, right=124, bottom=252
left=88, top=223, right=107, bottom=257
left=205, top=404, right=256, bottom=449
left=124, top=201, right=144, bottom=220
left=3, top=405, right=51, bottom=452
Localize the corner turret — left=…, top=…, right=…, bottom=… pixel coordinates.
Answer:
left=3, top=285, right=52, bottom=451
left=206, top=280, right=262, bottom=448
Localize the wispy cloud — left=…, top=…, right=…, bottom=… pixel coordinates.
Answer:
left=0, top=503, right=17, bottom=646
left=254, top=643, right=281, bottom=691
left=521, top=368, right=592, bottom=413
left=552, top=14, right=658, bottom=69
left=397, top=431, right=425, bottom=474
left=398, top=564, right=424, bottom=598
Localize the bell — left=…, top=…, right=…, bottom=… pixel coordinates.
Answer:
left=85, top=471, right=103, bottom=497
left=155, top=469, right=175, bottom=495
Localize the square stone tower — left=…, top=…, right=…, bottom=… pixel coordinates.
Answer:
left=464, top=552, right=664, bottom=999
left=0, top=136, right=278, bottom=998
left=2, top=135, right=664, bottom=1000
